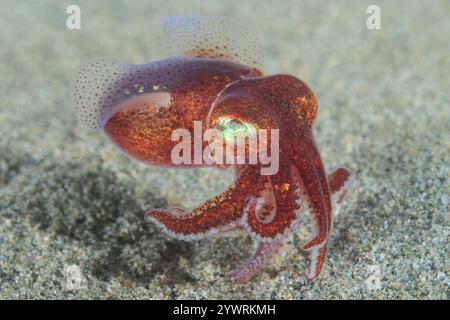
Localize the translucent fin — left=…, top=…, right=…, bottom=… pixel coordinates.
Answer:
left=72, top=58, right=185, bottom=130
left=162, top=16, right=264, bottom=70
left=71, top=59, right=133, bottom=130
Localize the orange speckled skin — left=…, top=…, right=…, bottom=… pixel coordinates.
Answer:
left=104, top=58, right=260, bottom=166
left=103, top=58, right=351, bottom=281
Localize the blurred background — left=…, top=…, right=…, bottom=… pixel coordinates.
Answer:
left=0, top=0, right=448, bottom=299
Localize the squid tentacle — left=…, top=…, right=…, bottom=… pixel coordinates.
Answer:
left=227, top=239, right=284, bottom=283
left=292, top=133, right=333, bottom=279
left=328, top=167, right=352, bottom=205
left=244, top=157, right=301, bottom=240
left=145, top=165, right=261, bottom=240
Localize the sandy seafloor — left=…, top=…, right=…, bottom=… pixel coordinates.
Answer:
left=0, top=0, right=448, bottom=299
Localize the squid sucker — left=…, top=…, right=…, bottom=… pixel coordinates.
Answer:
left=72, top=16, right=352, bottom=282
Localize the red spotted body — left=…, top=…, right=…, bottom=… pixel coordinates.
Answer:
left=73, top=16, right=352, bottom=282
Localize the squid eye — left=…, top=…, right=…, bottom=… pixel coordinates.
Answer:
left=217, top=117, right=257, bottom=142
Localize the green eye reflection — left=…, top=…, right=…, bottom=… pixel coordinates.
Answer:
left=217, top=117, right=257, bottom=143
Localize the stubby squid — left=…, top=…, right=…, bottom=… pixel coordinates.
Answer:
left=72, top=17, right=352, bottom=282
